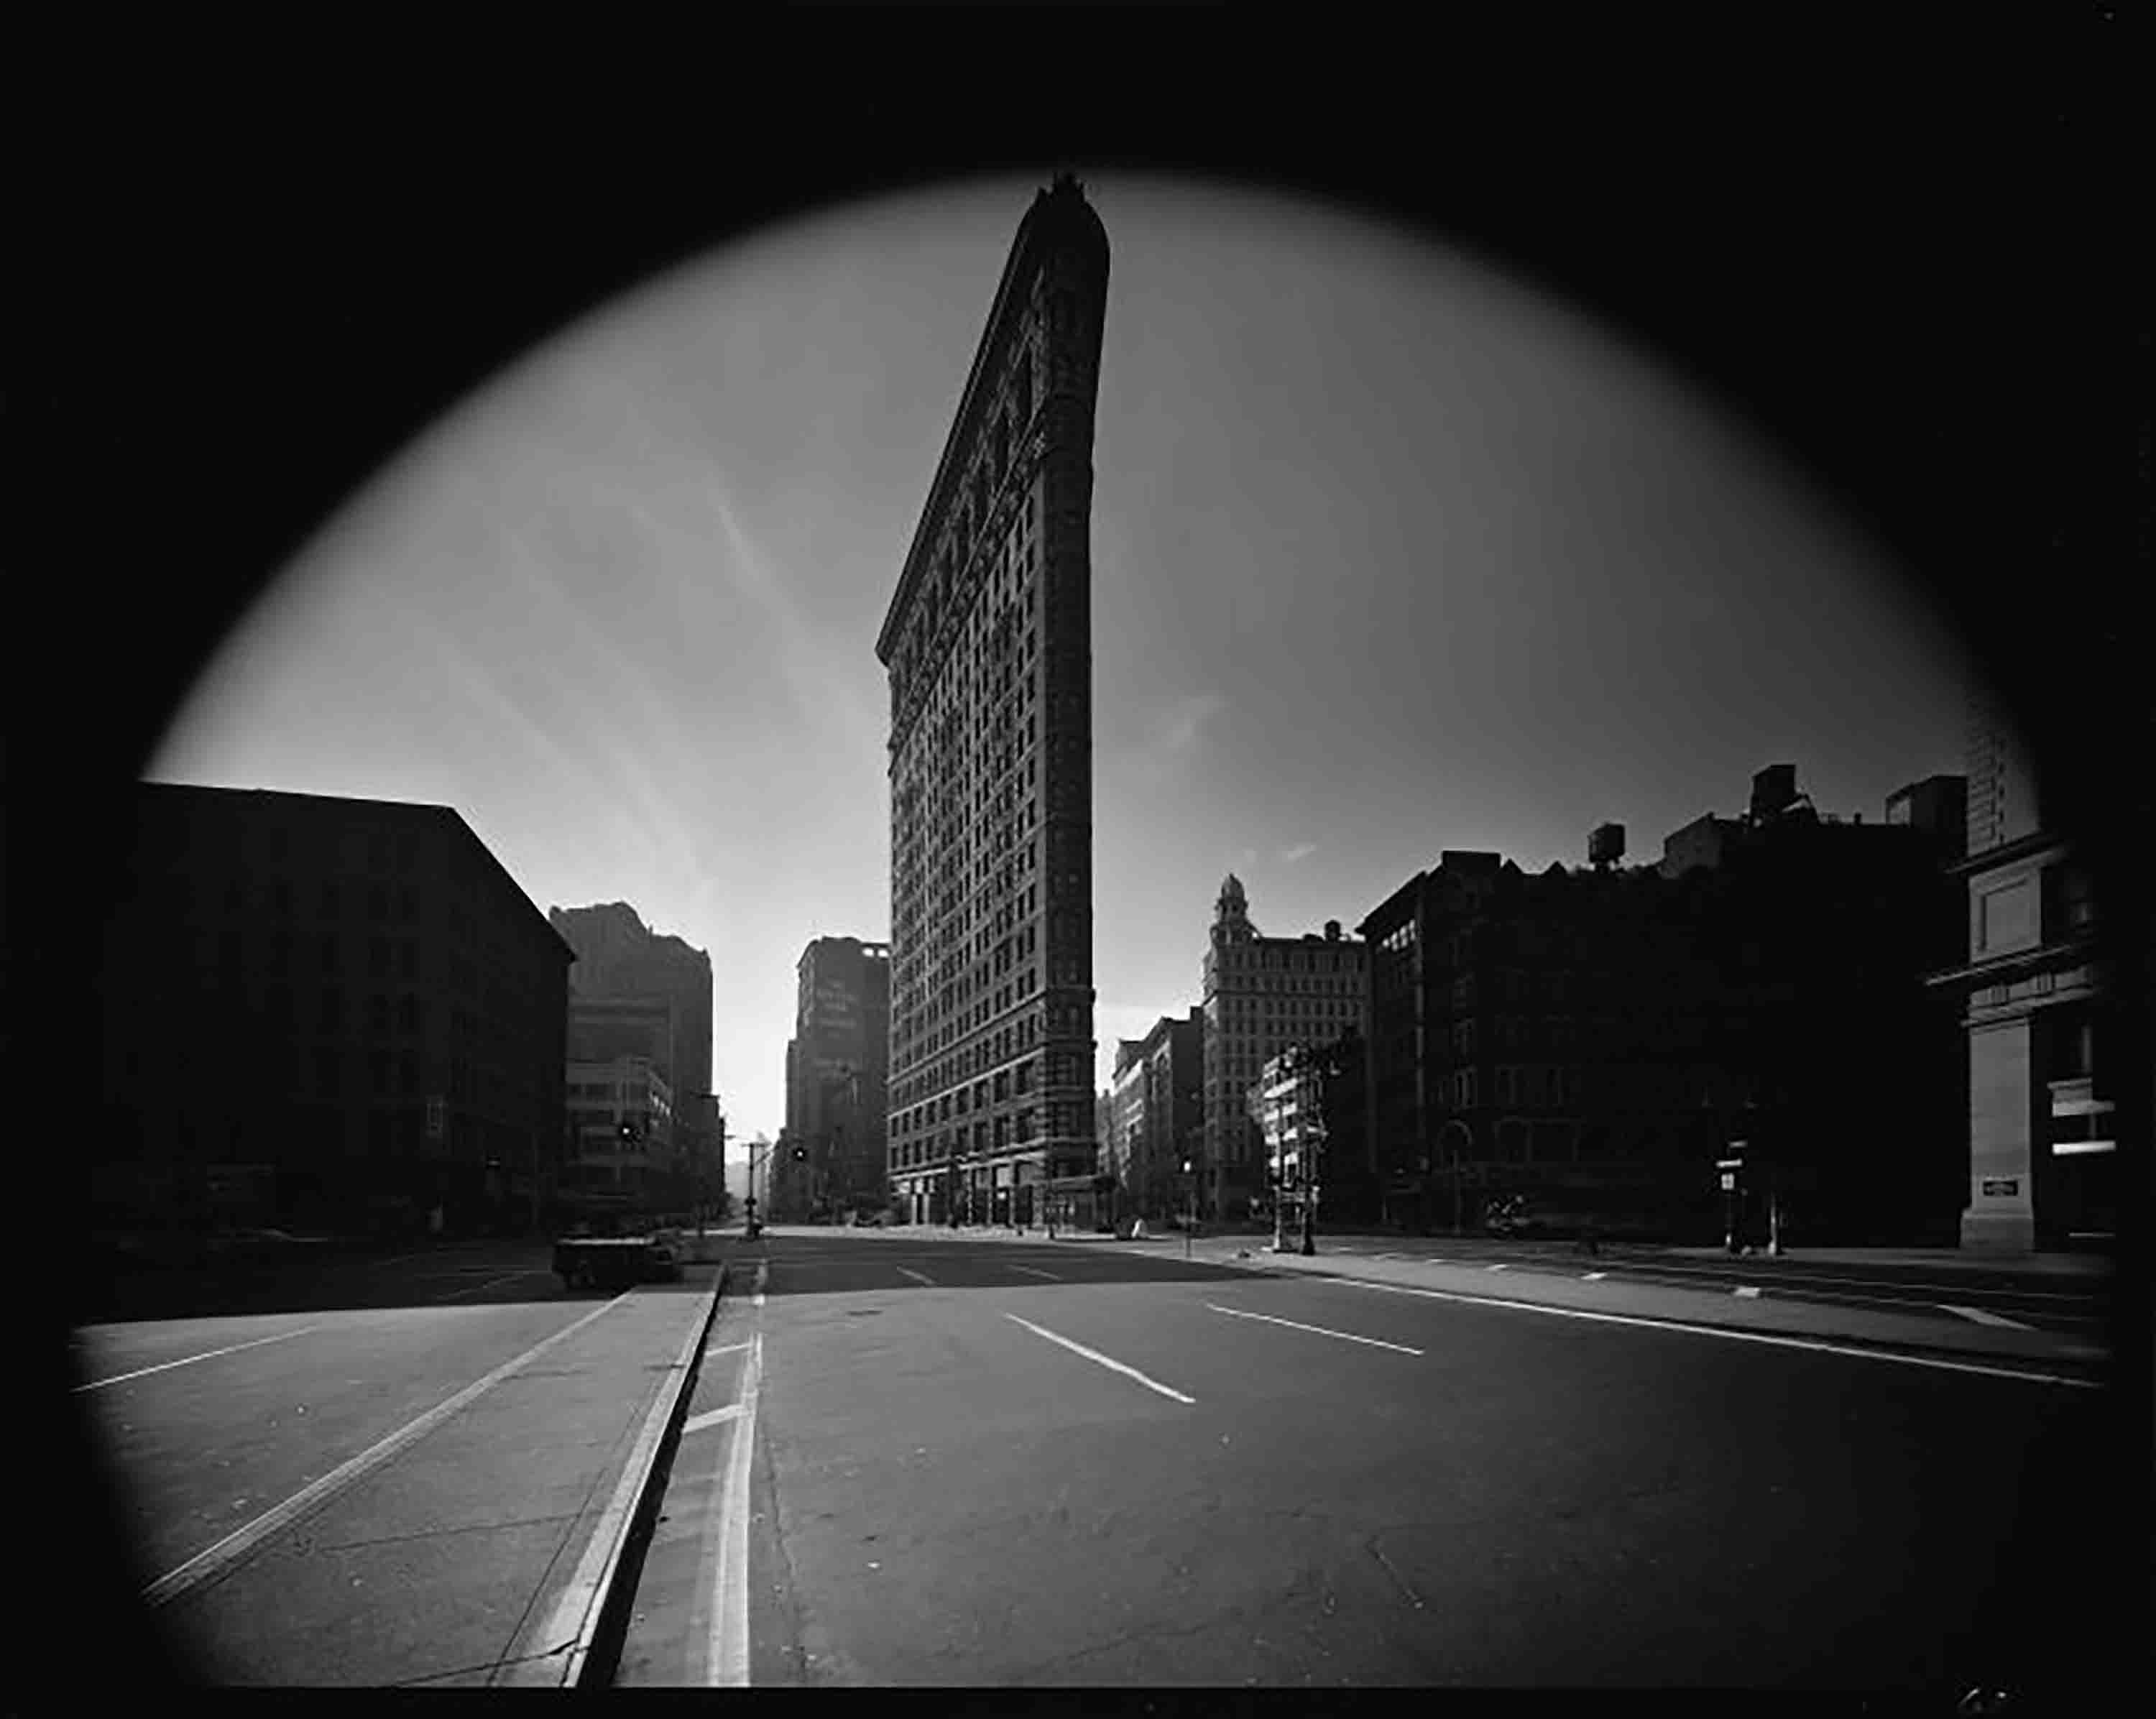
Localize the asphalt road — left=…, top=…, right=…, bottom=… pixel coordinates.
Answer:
left=617, top=1229, right=2132, bottom=1694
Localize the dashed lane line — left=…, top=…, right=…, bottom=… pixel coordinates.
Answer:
left=682, top=1403, right=746, bottom=1437
left=1003, top=1313, right=1197, bottom=1405
left=1943, top=1304, right=2035, bottom=1330
left=1583, top=1271, right=1608, bottom=1281
left=437, top=1271, right=540, bottom=1301
left=75, top=1324, right=323, bottom=1391
left=1012, top=1265, right=1062, bottom=1281
left=1204, top=1303, right=1424, bottom=1355
left=895, top=1266, right=936, bottom=1287
left=1733, top=1286, right=1763, bottom=1299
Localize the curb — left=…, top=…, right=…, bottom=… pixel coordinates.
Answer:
left=1195, top=1250, right=2111, bottom=1383
left=530, top=1261, right=732, bottom=1688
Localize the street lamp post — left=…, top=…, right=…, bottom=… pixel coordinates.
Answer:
left=1302, top=1110, right=1323, bottom=1258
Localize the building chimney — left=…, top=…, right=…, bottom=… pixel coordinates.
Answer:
left=1325, top=920, right=1341, bottom=941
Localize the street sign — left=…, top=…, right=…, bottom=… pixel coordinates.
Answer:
left=1981, top=1178, right=2019, bottom=1197
left=1715, top=1158, right=1745, bottom=1171
left=1719, top=1172, right=1737, bottom=1192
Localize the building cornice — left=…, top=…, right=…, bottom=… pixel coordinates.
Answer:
left=1946, top=828, right=2068, bottom=879
left=876, top=180, right=1107, bottom=665
left=1925, top=932, right=2105, bottom=992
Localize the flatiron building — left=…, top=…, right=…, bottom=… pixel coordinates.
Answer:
left=876, top=176, right=1110, bottom=1226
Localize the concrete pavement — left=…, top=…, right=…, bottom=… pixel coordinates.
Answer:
left=75, top=1263, right=724, bottom=1685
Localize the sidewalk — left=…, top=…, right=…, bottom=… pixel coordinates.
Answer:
left=160, top=1271, right=724, bottom=1687
left=1639, top=1244, right=2113, bottom=1279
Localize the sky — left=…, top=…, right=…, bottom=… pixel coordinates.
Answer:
left=151, top=172, right=1972, bottom=1150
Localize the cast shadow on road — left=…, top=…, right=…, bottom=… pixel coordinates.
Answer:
left=68, top=1237, right=701, bottom=1327
left=726, top=1236, right=1296, bottom=1299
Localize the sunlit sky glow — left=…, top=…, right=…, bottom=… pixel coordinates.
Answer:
left=152, top=173, right=1970, bottom=1148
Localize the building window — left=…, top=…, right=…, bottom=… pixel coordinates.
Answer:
left=2040, top=862, right=2096, bottom=942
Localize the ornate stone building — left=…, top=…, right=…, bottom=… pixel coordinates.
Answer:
left=1201, top=876, right=1370, bottom=1222
left=877, top=176, right=1110, bottom=1227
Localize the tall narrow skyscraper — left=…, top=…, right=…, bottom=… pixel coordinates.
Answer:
left=877, top=176, right=1110, bottom=1227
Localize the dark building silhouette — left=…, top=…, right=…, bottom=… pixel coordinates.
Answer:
left=1107, top=1008, right=1205, bottom=1225
left=93, top=783, right=573, bottom=1241
left=782, top=936, right=890, bottom=1222
left=547, top=903, right=712, bottom=1099
left=1929, top=693, right=2114, bottom=1251
left=1359, top=768, right=1966, bottom=1242
left=548, top=902, right=719, bottom=1216
left=877, top=175, right=1110, bottom=1229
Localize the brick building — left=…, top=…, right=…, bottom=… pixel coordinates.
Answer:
left=1359, top=769, right=1965, bottom=1242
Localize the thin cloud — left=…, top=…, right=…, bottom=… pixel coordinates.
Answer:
left=1159, top=692, right=1227, bottom=754
left=1280, top=843, right=1317, bottom=865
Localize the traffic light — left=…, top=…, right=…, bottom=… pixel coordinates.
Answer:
left=618, top=1120, right=636, bottom=1145
left=791, top=1144, right=808, bottom=1161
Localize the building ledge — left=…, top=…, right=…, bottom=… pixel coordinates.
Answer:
left=1925, top=933, right=2103, bottom=992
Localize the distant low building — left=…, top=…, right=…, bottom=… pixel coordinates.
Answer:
left=563, top=1055, right=676, bottom=1213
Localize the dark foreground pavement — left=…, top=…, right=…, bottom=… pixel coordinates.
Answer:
left=74, top=1263, right=721, bottom=1685
left=613, top=1230, right=2134, bottom=1694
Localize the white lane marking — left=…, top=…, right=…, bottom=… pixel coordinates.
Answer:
left=896, top=1266, right=936, bottom=1286
left=1485, top=1263, right=1510, bottom=1272
left=1003, top=1313, right=1196, bottom=1405
left=436, top=1271, right=535, bottom=1301
left=1583, top=1271, right=1608, bottom=1281
left=1204, top=1303, right=1424, bottom=1355
left=1944, top=1304, right=2035, bottom=1330
left=705, top=1340, right=754, bottom=1358
left=1013, top=1265, right=1062, bottom=1281
left=709, top=1331, right=763, bottom=1686
left=1733, top=1286, right=1763, bottom=1299
left=516, top=1276, right=724, bottom=1687
left=75, top=1324, right=322, bottom=1391
left=1326, top=1279, right=2106, bottom=1388
left=144, top=1291, right=634, bottom=1605
left=682, top=1403, right=745, bottom=1437
left=752, top=1262, right=768, bottom=1311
